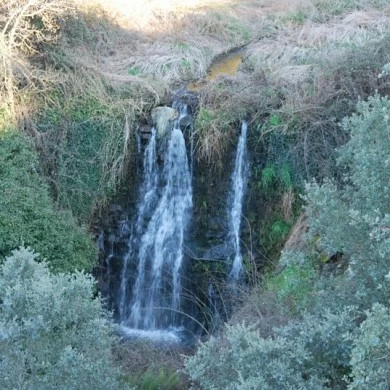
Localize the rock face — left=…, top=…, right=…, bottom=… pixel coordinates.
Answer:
left=204, top=243, right=235, bottom=261
left=173, top=89, right=199, bottom=114
left=151, top=106, right=178, bottom=139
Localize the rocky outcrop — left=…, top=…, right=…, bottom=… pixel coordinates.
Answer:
left=151, top=106, right=178, bottom=139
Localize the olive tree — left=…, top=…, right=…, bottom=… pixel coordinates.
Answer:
left=0, top=248, right=125, bottom=389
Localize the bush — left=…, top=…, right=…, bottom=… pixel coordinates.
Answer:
left=276, top=308, right=357, bottom=387
left=186, top=324, right=325, bottom=390
left=38, top=93, right=129, bottom=221
left=347, top=304, right=390, bottom=389
left=305, top=95, right=390, bottom=308
left=186, top=307, right=357, bottom=389
left=0, top=248, right=124, bottom=389
left=0, top=131, right=97, bottom=272
left=265, top=261, right=317, bottom=313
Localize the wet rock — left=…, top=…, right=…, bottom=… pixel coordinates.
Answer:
left=173, top=89, right=199, bottom=115
left=139, top=127, right=153, bottom=140
left=179, top=113, right=192, bottom=129
left=203, top=242, right=234, bottom=261
left=109, top=203, right=122, bottom=214
left=151, top=106, right=178, bottom=139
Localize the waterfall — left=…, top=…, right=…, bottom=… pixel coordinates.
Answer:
left=118, top=110, right=192, bottom=332
left=101, top=103, right=250, bottom=340
left=228, top=121, right=248, bottom=281
left=173, top=100, right=194, bottom=173
left=118, top=128, right=158, bottom=321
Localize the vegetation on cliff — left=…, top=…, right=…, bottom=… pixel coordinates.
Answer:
left=0, top=130, right=96, bottom=272
left=186, top=94, right=390, bottom=389
left=1, top=0, right=390, bottom=388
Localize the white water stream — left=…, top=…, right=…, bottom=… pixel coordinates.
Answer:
left=119, top=109, right=192, bottom=332
left=228, top=121, right=248, bottom=281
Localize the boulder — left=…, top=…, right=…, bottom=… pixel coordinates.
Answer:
left=151, top=106, right=178, bottom=139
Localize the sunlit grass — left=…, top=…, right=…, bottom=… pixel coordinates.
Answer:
left=76, top=0, right=237, bottom=31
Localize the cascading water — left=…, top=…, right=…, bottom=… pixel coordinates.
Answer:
left=118, top=106, right=192, bottom=335
left=173, top=100, right=194, bottom=173
left=102, top=97, right=249, bottom=340
left=228, top=121, right=248, bottom=281
left=118, top=128, right=158, bottom=321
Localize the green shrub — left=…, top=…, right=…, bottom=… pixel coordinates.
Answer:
left=347, top=304, right=390, bottom=389
left=259, top=163, right=294, bottom=193
left=0, top=248, right=124, bottom=389
left=186, top=307, right=356, bottom=389
left=265, top=262, right=316, bottom=312
left=186, top=324, right=325, bottom=390
left=127, top=368, right=182, bottom=390
left=0, top=131, right=96, bottom=272
left=305, top=95, right=390, bottom=308
left=38, top=93, right=127, bottom=222
left=276, top=308, right=357, bottom=387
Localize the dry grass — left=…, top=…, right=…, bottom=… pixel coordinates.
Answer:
left=4, top=0, right=390, bottom=212
left=68, top=0, right=279, bottom=89
left=246, top=10, right=390, bottom=80
left=193, top=1, right=390, bottom=176
left=229, top=285, right=293, bottom=337
left=284, top=213, right=308, bottom=250
left=0, top=0, right=74, bottom=121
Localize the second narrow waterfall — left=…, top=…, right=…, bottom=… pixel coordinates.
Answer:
left=120, top=118, right=192, bottom=332
left=228, top=121, right=248, bottom=281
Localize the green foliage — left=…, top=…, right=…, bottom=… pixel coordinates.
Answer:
left=180, top=58, right=192, bottom=69
left=0, top=131, right=96, bottom=272
left=276, top=308, right=357, bottom=387
left=259, top=163, right=294, bottom=193
left=305, top=95, right=390, bottom=308
left=195, top=108, right=214, bottom=133
left=186, top=307, right=356, bottom=389
left=265, top=262, right=316, bottom=311
left=0, top=248, right=124, bottom=389
left=269, top=114, right=282, bottom=126
left=186, top=325, right=323, bottom=390
left=255, top=161, right=297, bottom=259
left=347, top=304, right=390, bottom=389
left=280, top=164, right=293, bottom=189
left=260, top=165, right=277, bottom=191
left=270, top=219, right=290, bottom=240
left=285, top=10, right=308, bottom=24
left=127, top=66, right=142, bottom=76
left=140, top=369, right=181, bottom=390
left=186, top=307, right=357, bottom=389
left=38, top=92, right=127, bottom=221
left=126, top=368, right=182, bottom=390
